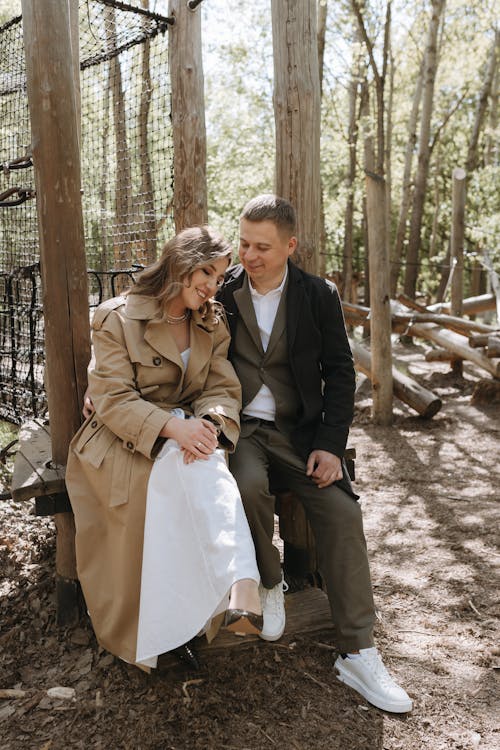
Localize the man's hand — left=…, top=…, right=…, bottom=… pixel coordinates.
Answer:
left=82, top=387, right=94, bottom=418
left=306, top=450, right=343, bottom=489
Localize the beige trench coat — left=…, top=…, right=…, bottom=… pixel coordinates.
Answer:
left=66, top=294, right=242, bottom=664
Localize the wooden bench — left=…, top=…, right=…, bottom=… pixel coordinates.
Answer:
left=11, top=418, right=355, bottom=634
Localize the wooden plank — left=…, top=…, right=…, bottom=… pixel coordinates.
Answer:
left=158, top=588, right=333, bottom=668
left=11, top=420, right=66, bottom=502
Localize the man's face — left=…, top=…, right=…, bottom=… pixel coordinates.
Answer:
left=239, top=218, right=296, bottom=292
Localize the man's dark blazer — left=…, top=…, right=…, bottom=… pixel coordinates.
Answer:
left=217, top=260, right=357, bottom=498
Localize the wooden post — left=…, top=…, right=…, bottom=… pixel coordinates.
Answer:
left=271, top=0, right=321, bottom=274
left=22, top=0, right=90, bottom=625
left=450, top=167, right=466, bottom=376
left=365, top=173, right=393, bottom=424
left=450, top=168, right=466, bottom=317
left=168, top=0, right=207, bottom=230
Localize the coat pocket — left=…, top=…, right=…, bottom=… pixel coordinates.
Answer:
left=72, top=417, right=116, bottom=469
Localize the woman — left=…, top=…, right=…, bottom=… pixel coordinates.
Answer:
left=66, top=226, right=262, bottom=671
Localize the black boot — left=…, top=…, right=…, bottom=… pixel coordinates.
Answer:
left=171, top=639, right=200, bottom=670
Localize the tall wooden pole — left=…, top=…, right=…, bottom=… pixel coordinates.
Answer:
left=168, top=0, right=207, bottom=231
left=22, top=0, right=90, bottom=623
left=450, top=167, right=466, bottom=318
left=22, top=0, right=90, bottom=463
left=272, top=0, right=321, bottom=274
left=366, top=173, right=393, bottom=424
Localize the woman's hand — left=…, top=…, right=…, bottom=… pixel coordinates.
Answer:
left=161, top=417, right=218, bottom=461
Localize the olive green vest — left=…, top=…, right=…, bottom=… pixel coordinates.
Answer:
left=231, top=275, right=301, bottom=435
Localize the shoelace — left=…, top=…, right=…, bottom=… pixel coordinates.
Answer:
left=360, top=649, right=397, bottom=688
left=262, top=579, right=289, bottom=615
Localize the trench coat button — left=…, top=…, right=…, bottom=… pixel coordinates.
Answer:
left=126, top=441, right=134, bottom=450
left=153, top=356, right=162, bottom=366
left=91, top=420, right=97, bottom=428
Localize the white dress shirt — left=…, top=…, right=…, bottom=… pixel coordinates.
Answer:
left=242, top=268, right=288, bottom=421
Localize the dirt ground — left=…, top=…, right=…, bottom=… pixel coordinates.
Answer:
left=1, top=341, right=499, bottom=750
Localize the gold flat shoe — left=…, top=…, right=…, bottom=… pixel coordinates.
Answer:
left=224, top=609, right=263, bottom=636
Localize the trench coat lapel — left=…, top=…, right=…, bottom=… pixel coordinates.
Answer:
left=144, top=319, right=184, bottom=370
left=233, top=277, right=264, bottom=355
left=183, top=314, right=213, bottom=389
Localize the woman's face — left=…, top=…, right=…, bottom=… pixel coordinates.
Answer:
left=179, top=255, right=229, bottom=310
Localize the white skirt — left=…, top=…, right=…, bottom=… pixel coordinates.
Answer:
left=136, top=440, right=259, bottom=668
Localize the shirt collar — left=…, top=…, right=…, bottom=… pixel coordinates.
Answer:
left=249, top=265, right=288, bottom=299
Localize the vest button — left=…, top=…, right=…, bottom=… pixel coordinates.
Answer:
left=126, top=441, right=134, bottom=450
left=153, top=356, right=162, bottom=366
left=91, top=420, right=97, bottom=428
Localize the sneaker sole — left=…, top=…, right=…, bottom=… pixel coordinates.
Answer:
left=258, top=622, right=285, bottom=642
left=335, top=661, right=413, bottom=713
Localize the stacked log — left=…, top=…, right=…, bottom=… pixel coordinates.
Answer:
left=342, top=297, right=500, bottom=382
left=350, top=340, right=442, bottom=418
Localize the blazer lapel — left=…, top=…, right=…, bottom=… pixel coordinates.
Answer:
left=286, top=261, right=305, bottom=352
left=234, top=277, right=264, bottom=355
left=264, top=275, right=289, bottom=359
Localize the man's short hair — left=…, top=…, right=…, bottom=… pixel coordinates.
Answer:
left=240, top=194, right=296, bottom=236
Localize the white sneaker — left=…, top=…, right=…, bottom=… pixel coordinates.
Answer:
left=334, top=647, right=412, bottom=713
left=258, top=574, right=289, bottom=642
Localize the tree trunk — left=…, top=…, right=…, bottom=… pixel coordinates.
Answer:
left=106, top=7, right=134, bottom=270
left=272, top=0, right=321, bottom=274
left=485, top=33, right=499, bottom=166
left=404, top=0, right=446, bottom=298
left=465, top=29, right=499, bottom=173
left=137, top=0, right=157, bottom=266
left=343, top=22, right=362, bottom=302
left=352, top=0, right=393, bottom=423
left=390, top=58, right=424, bottom=296
left=168, top=0, right=207, bottom=230
left=317, top=0, right=328, bottom=276
left=360, top=78, right=372, bottom=309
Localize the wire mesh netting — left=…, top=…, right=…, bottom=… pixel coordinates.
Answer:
left=0, top=0, right=174, bottom=423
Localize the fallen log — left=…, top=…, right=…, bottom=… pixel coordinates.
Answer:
left=425, top=349, right=462, bottom=364
left=486, top=335, right=500, bottom=359
left=468, top=333, right=489, bottom=348
left=350, top=339, right=442, bottom=418
left=342, top=300, right=497, bottom=336
left=427, top=293, right=496, bottom=315
left=407, top=323, right=500, bottom=379
left=392, top=312, right=495, bottom=336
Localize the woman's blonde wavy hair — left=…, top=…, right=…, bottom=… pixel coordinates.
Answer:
left=128, top=225, right=232, bottom=325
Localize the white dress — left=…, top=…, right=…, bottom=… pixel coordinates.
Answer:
left=136, top=349, right=259, bottom=668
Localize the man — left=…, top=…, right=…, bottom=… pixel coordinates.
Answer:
left=217, top=194, right=412, bottom=713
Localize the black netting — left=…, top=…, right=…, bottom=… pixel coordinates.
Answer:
left=0, top=1, right=174, bottom=423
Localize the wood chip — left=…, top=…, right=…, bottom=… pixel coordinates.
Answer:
left=46, top=687, right=76, bottom=700
left=0, top=689, right=26, bottom=699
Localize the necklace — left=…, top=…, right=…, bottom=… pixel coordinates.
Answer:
left=166, top=310, right=190, bottom=325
